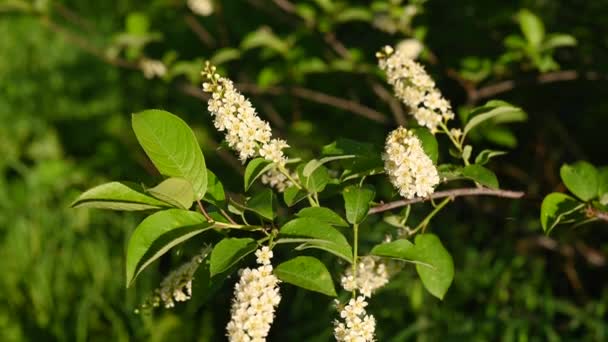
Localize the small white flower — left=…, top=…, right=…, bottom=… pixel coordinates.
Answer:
left=255, top=246, right=273, bottom=265
left=227, top=247, right=281, bottom=341
left=188, top=0, right=213, bottom=16
left=383, top=127, right=440, bottom=199
left=140, top=58, right=166, bottom=79
left=396, top=38, right=424, bottom=60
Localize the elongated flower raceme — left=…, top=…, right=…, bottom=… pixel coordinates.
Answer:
left=340, top=256, right=390, bottom=298
left=201, top=62, right=288, bottom=167
left=140, top=246, right=210, bottom=310
left=334, top=296, right=376, bottom=341
left=226, top=247, right=281, bottom=341
left=377, top=45, right=454, bottom=133
left=384, top=127, right=440, bottom=199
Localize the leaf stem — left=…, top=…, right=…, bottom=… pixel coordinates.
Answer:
left=196, top=199, right=213, bottom=221
left=351, top=223, right=359, bottom=297
left=414, top=197, right=451, bottom=233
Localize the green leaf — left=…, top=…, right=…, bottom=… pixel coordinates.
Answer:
left=132, top=110, right=207, bottom=199
left=475, top=149, right=507, bottom=165
left=126, top=209, right=215, bottom=286
left=462, top=164, right=499, bottom=189
left=209, top=238, right=257, bottom=277
left=371, top=235, right=454, bottom=299
left=283, top=186, right=308, bottom=207
left=370, top=239, right=416, bottom=259
left=560, top=161, right=599, bottom=201
left=303, top=155, right=355, bottom=178
left=543, top=34, right=577, bottom=50
left=334, top=7, right=372, bottom=24
left=296, top=207, right=348, bottom=227
left=275, top=256, right=336, bottom=296
left=598, top=167, right=608, bottom=202
left=411, top=127, right=439, bottom=164
left=343, top=185, right=375, bottom=224
left=240, top=27, right=288, bottom=55
left=540, top=192, right=584, bottom=234
left=297, top=163, right=330, bottom=193
left=463, top=102, right=526, bottom=140
left=203, top=169, right=226, bottom=208
left=244, top=158, right=274, bottom=191
left=278, top=218, right=353, bottom=262
left=246, top=188, right=275, bottom=220
left=413, top=234, right=454, bottom=300
left=147, top=177, right=194, bottom=209
left=210, top=48, right=241, bottom=65
left=71, top=181, right=169, bottom=211
left=518, top=9, right=545, bottom=47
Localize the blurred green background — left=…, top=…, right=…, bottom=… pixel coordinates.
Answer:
left=1, top=0, right=607, bottom=341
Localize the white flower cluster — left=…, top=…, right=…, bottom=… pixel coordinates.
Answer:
left=377, top=45, right=454, bottom=133
left=144, top=247, right=208, bottom=309
left=341, top=256, right=390, bottom=298
left=140, top=58, right=167, bottom=79
left=226, top=247, right=281, bottom=341
left=383, top=127, right=440, bottom=199
left=187, top=0, right=213, bottom=16
left=334, top=296, right=376, bottom=342
left=202, top=62, right=289, bottom=166
left=261, top=168, right=293, bottom=193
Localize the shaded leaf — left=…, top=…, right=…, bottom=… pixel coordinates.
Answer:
left=283, top=186, right=308, bottom=207
left=412, top=127, right=439, bottom=164
left=246, top=188, right=275, bottom=220
left=244, top=158, right=274, bottom=191
left=147, top=177, right=194, bottom=209
left=71, top=181, right=169, bottom=211
left=209, top=238, right=257, bottom=277
left=296, top=207, right=348, bottom=227
left=278, top=217, right=352, bottom=262
left=540, top=192, right=584, bottom=234
left=462, top=164, right=499, bottom=189
left=126, top=209, right=215, bottom=286
left=343, top=185, right=375, bottom=224
left=203, top=169, right=226, bottom=208
left=475, top=149, right=507, bottom=165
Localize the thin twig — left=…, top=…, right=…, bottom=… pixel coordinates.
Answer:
left=184, top=14, right=215, bottom=47
left=471, top=70, right=605, bottom=103
left=197, top=199, right=212, bottom=221
left=234, top=83, right=389, bottom=124
left=369, top=187, right=525, bottom=214
left=370, top=81, right=406, bottom=125
left=587, top=206, right=608, bottom=223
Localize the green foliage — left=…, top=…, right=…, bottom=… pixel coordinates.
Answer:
left=126, top=209, right=213, bottom=286
left=343, top=185, right=376, bottom=224
left=132, top=110, right=207, bottom=199
left=275, top=256, right=337, bottom=297
left=3, top=1, right=608, bottom=340
left=209, top=238, right=257, bottom=277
